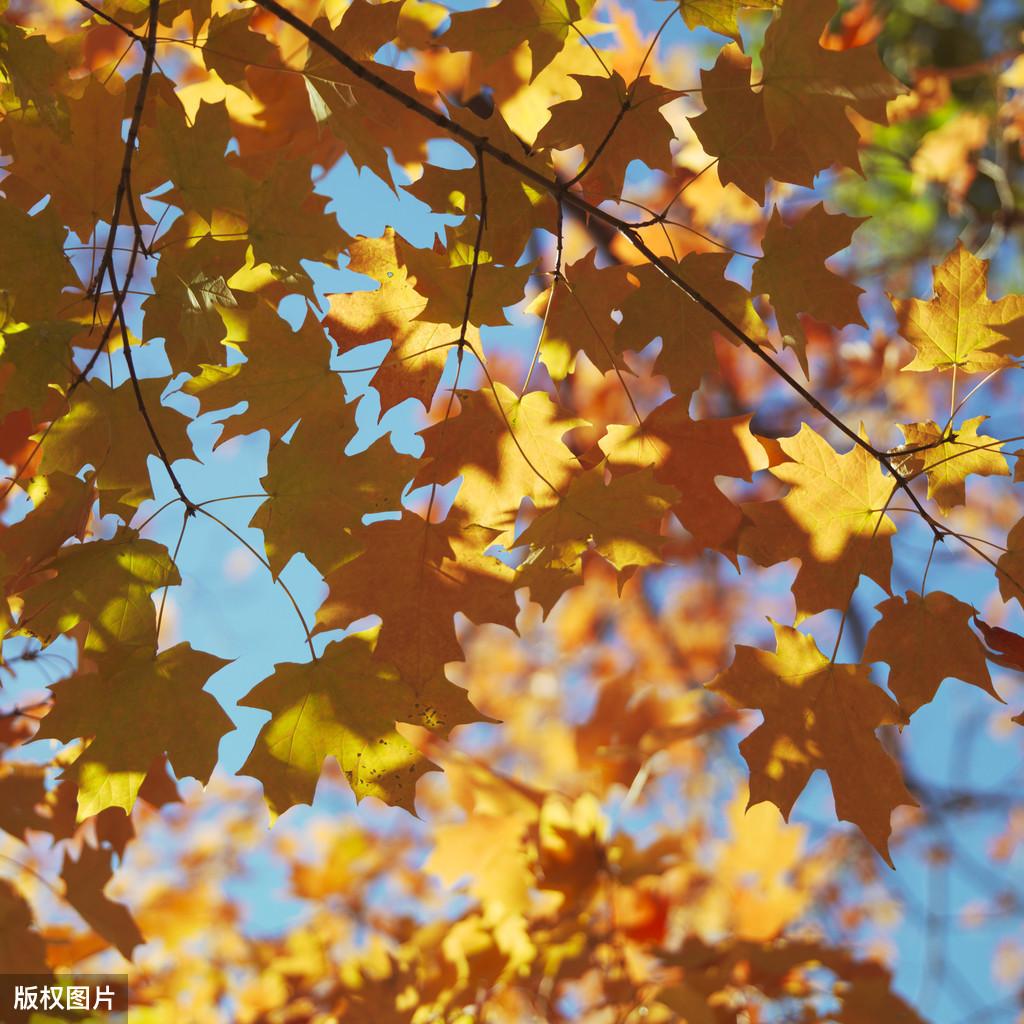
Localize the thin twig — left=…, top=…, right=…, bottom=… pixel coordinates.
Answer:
left=198, top=507, right=318, bottom=662
left=520, top=201, right=564, bottom=395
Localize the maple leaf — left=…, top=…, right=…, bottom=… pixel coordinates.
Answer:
left=184, top=303, right=346, bottom=445
left=527, top=250, right=635, bottom=380
left=241, top=633, right=483, bottom=817
left=40, top=378, right=194, bottom=517
left=0, top=471, right=93, bottom=594
left=414, top=383, right=583, bottom=545
left=0, top=320, right=76, bottom=421
left=708, top=621, right=915, bottom=863
left=251, top=407, right=416, bottom=577
left=396, top=229, right=533, bottom=329
left=514, top=466, right=679, bottom=582
left=36, top=643, right=231, bottom=820
left=973, top=617, right=1024, bottom=675
left=0, top=763, right=49, bottom=840
left=896, top=416, right=1008, bottom=514
left=0, top=200, right=78, bottom=323
left=2, top=0, right=1021, bottom=1008
left=317, top=513, right=519, bottom=686
left=302, top=7, right=434, bottom=185
left=690, top=45, right=810, bottom=203
left=896, top=243, right=1024, bottom=373
left=535, top=73, right=681, bottom=196
left=0, top=879, right=51, bottom=974
left=751, top=204, right=866, bottom=372
left=142, top=235, right=249, bottom=371
left=864, top=591, right=1000, bottom=715
left=202, top=9, right=279, bottom=86
left=0, top=20, right=68, bottom=127
left=739, top=425, right=897, bottom=618
left=61, top=844, right=144, bottom=959
left=615, top=251, right=766, bottom=398
left=758, top=0, right=906, bottom=172
left=2, top=77, right=151, bottom=240
left=442, top=0, right=596, bottom=80
left=690, top=0, right=905, bottom=200
left=998, top=517, right=1024, bottom=608
left=600, top=398, right=769, bottom=556
left=428, top=812, right=535, bottom=919
left=241, top=159, right=342, bottom=272
left=408, top=110, right=553, bottom=267
left=14, top=531, right=179, bottom=655
left=326, top=228, right=471, bottom=413
left=677, top=0, right=779, bottom=42
left=145, top=98, right=246, bottom=224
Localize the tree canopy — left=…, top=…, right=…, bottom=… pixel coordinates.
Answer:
left=1, top=0, right=1023, bottom=1020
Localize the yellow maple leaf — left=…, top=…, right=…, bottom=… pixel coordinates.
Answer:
left=896, top=243, right=1024, bottom=373
left=708, top=621, right=914, bottom=864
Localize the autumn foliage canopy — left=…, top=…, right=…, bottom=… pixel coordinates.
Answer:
left=1, top=0, right=1023, bottom=1020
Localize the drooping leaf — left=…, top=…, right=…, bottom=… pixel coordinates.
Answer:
left=241, top=633, right=483, bottom=817
left=14, top=531, right=179, bottom=654
left=998, top=517, right=1024, bottom=608
left=973, top=616, right=1024, bottom=673
left=739, top=425, right=896, bottom=618
left=252, top=407, right=416, bottom=577
left=708, top=621, right=914, bottom=864
left=60, top=844, right=144, bottom=959
left=751, top=204, right=866, bottom=372
left=864, top=591, right=999, bottom=715
left=36, top=643, right=231, bottom=819
left=40, top=378, right=194, bottom=517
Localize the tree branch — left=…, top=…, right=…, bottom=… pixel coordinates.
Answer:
left=87, top=0, right=158, bottom=305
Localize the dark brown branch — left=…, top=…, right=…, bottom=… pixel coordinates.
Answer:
left=113, top=292, right=198, bottom=515
left=87, top=0, right=158, bottom=304
left=457, top=146, right=488, bottom=353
